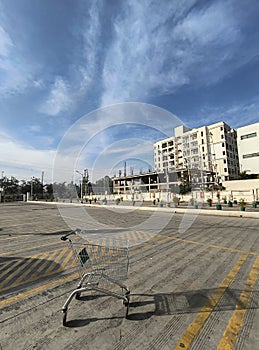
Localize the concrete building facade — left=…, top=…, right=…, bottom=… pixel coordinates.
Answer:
left=237, top=122, right=259, bottom=175
left=154, top=121, right=240, bottom=185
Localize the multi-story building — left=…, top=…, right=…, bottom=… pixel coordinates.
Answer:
left=237, top=122, right=259, bottom=175
left=154, top=121, right=240, bottom=187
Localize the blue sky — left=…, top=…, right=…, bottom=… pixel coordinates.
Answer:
left=1, top=0, right=259, bottom=183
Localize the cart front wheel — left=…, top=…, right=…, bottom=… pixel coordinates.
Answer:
left=75, top=292, right=81, bottom=300
left=63, top=310, right=67, bottom=326
left=123, top=294, right=130, bottom=318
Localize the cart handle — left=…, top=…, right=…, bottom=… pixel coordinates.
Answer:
left=60, top=230, right=76, bottom=241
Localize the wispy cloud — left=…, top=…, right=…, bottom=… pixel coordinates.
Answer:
left=0, top=25, right=12, bottom=56
left=39, top=77, right=73, bottom=116
left=0, top=24, right=33, bottom=95
left=100, top=0, right=252, bottom=106
left=194, top=100, right=259, bottom=129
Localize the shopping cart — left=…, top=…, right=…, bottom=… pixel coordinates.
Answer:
left=60, top=229, right=130, bottom=326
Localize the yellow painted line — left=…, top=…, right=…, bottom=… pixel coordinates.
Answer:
left=173, top=253, right=249, bottom=350
left=0, top=248, right=73, bottom=292
left=0, top=271, right=79, bottom=308
left=34, top=249, right=64, bottom=275
left=42, top=248, right=69, bottom=275
left=13, top=251, right=52, bottom=285
left=0, top=259, right=24, bottom=282
left=0, top=241, right=61, bottom=257
left=217, top=255, right=259, bottom=350
left=0, top=260, right=76, bottom=293
left=58, top=249, right=75, bottom=270
left=0, top=235, right=171, bottom=307
left=171, top=237, right=258, bottom=256
left=0, top=251, right=51, bottom=290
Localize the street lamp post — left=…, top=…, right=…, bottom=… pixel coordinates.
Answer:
left=165, top=168, right=169, bottom=204
left=76, top=169, right=88, bottom=201
left=76, top=170, right=83, bottom=200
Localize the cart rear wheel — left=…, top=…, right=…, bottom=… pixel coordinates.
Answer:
left=125, top=300, right=130, bottom=318
left=62, top=310, right=67, bottom=326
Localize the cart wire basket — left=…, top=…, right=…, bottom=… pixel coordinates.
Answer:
left=60, top=229, right=130, bottom=326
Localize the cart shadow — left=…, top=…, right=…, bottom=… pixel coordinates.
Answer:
left=65, top=315, right=124, bottom=328
left=127, top=288, right=259, bottom=321
left=35, top=229, right=72, bottom=236
left=77, top=294, right=106, bottom=302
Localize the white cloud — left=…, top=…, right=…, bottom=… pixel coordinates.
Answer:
left=100, top=0, right=248, bottom=106
left=39, top=77, right=73, bottom=116
left=173, top=2, right=239, bottom=46
left=194, top=100, right=259, bottom=129
left=0, top=130, right=56, bottom=182
left=0, top=23, right=36, bottom=95
left=79, top=2, right=101, bottom=90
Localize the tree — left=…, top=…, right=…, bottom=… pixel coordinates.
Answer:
left=0, top=176, right=19, bottom=195
left=20, top=178, right=43, bottom=198
left=93, top=176, right=113, bottom=194
left=239, top=171, right=249, bottom=179
left=179, top=172, right=191, bottom=195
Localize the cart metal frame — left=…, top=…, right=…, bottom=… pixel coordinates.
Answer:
left=60, top=229, right=130, bottom=326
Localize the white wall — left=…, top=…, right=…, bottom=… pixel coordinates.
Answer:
left=237, top=123, right=259, bottom=174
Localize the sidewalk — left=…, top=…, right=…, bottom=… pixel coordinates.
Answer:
left=34, top=199, right=259, bottom=219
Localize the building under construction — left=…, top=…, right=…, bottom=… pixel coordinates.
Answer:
left=112, top=171, right=180, bottom=194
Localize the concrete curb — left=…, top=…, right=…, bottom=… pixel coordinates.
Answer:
left=28, top=200, right=259, bottom=219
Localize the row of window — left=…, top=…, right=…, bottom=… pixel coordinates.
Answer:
left=243, top=152, right=259, bottom=159
left=240, top=132, right=257, bottom=140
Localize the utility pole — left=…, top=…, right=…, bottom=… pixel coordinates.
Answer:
left=41, top=171, right=44, bottom=199
left=31, top=177, right=34, bottom=200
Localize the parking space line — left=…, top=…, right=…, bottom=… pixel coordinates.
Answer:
left=0, top=251, right=51, bottom=290
left=171, top=237, right=258, bottom=256
left=217, top=255, right=259, bottom=350
left=43, top=248, right=69, bottom=275
left=0, top=259, right=25, bottom=283
left=173, top=253, right=249, bottom=350
left=0, top=271, right=79, bottom=310
left=0, top=241, right=60, bottom=257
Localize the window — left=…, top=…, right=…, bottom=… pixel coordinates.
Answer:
left=223, top=151, right=225, bottom=155
left=224, top=168, right=227, bottom=172
left=222, top=143, right=225, bottom=147
left=201, top=131, right=203, bottom=137
left=243, top=152, right=259, bottom=159
left=221, top=135, right=224, bottom=139
left=201, top=139, right=204, bottom=144
left=202, top=146, right=204, bottom=152
left=224, top=159, right=226, bottom=163
left=241, top=132, right=257, bottom=140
